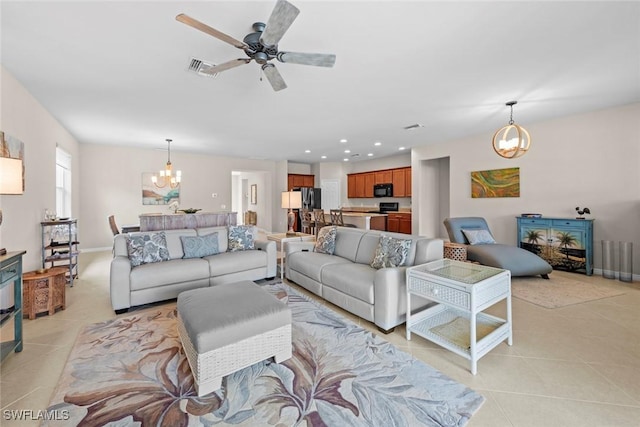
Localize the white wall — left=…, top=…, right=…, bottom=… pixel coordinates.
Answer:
left=413, top=103, right=640, bottom=274
left=79, top=143, right=280, bottom=249
left=0, top=67, right=81, bottom=271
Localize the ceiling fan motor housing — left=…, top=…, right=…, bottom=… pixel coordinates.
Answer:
left=243, top=23, right=278, bottom=64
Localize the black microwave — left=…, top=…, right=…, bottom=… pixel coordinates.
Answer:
left=373, top=183, right=393, bottom=197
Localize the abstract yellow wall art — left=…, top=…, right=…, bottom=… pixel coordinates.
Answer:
left=471, top=167, right=520, bottom=198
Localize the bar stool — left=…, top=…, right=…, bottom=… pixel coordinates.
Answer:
left=330, top=209, right=356, bottom=227
left=300, top=209, right=314, bottom=235
left=313, top=209, right=328, bottom=238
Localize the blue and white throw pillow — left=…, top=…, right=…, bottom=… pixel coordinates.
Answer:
left=126, top=232, right=170, bottom=267
left=181, top=233, right=219, bottom=259
left=370, top=234, right=412, bottom=269
left=462, top=229, right=496, bottom=245
left=228, top=225, right=255, bottom=252
left=314, top=226, right=337, bottom=255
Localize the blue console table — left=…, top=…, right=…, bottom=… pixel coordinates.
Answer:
left=516, top=217, right=593, bottom=275
left=1, top=250, right=26, bottom=362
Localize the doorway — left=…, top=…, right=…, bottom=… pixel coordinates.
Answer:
left=417, top=156, right=450, bottom=238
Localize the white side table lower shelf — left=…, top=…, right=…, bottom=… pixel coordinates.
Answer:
left=406, top=259, right=512, bottom=374
left=407, top=305, right=511, bottom=372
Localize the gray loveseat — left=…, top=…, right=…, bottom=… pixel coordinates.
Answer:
left=110, top=226, right=277, bottom=313
left=285, top=227, right=443, bottom=332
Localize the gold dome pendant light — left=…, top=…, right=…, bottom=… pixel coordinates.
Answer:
left=492, top=101, right=531, bottom=159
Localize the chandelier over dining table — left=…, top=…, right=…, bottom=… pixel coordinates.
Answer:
left=152, top=138, right=182, bottom=189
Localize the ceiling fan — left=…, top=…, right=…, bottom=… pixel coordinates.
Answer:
left=176, top=0, right=336, bottom=91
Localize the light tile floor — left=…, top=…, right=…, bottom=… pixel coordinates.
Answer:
left=1, top=250, right=639, bottom=426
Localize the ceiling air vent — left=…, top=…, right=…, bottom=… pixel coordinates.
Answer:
left=187, top=57, right=218, bottom=78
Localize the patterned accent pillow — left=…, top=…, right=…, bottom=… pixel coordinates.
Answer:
left=314, top=226, right=337, bottom=255
left=370, top=234, right=412, bottom=269
left=462, top=229, right=496, bottom=245
left=126, top=232, right=170, bottom=267
left=228, top=225, right=255, bottom=252
left=181, top=233, right=219, bottom=259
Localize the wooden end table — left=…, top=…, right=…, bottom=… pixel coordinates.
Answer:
left=22, top=267, right=67, bottom=320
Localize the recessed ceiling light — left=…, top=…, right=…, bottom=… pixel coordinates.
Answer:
left=305, top=149, right=311, bottom=153
left=321, top=155, right=327, bottom=159
left=340, top=139, right=348, bottom=143
left=344, top=149, right=351, bottom=153
left=343, top=158, right=349, bottom=162
left=367, top=153, right=373, bottom=157
left=399, top=147, right=406, bottom=151
left=374, top=142, right=382, bottom=146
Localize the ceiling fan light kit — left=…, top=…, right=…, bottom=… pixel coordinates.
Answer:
left=176, top=0, right=336, bottom=91
left=492, top=101, right=531, bottom=159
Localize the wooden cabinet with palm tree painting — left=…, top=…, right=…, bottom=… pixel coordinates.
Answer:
left=517, top=217, right=594, bottom=275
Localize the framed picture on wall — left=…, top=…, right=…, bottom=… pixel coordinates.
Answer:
left=141, top=172, right=180, bottom=205
left=250, top=184, right=257, bottom=205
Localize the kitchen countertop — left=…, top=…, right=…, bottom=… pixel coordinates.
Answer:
left=341, top=212, right=388, bottom=217
left=342, top=207, right=412, bottom=214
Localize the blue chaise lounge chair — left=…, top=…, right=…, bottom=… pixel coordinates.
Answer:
left=444, top=217, right=552, bottom=279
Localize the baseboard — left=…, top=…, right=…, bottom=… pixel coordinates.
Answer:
left=592, top=268, right=639, bottom=282
left=80, top=247, right=111, bottom=253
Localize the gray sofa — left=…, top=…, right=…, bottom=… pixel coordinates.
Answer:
left=110, top=226, right=277, bottom=313
left=285, top=227, right=443, bottom=332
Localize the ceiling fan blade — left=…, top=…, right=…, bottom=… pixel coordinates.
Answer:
left=260, top=0, right=300, bottom=47
left=176, top=14, right=249, bottom=50
left=262, top=64, right=287, bottom=91
left=277, top=51, right=336, bottom=67
left=206, top=58, right=252, bottom=74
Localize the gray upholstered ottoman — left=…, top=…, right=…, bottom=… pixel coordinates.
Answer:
left=177, top=280, right=292, bottom=397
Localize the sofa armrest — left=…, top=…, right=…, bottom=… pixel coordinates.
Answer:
left=413, top=238, right=444, bottom=265
left=110, top=256, right=132, bottom=310
left=373, top=266, right=410, bottom=331
left=284, top=241, right=315, bottom=257
left=255, top=239, right=277, bottom=278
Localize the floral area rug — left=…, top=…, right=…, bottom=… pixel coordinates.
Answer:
left=511, top=275, right=625, bottom=309
left=46, top=282, right=484, bottom=426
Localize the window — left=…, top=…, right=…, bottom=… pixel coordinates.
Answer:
left=56, top=147, right=71, bottom=218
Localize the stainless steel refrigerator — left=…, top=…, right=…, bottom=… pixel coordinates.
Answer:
left=293, top=187, right=321, bottom=231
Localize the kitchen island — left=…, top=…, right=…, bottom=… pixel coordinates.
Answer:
left=341, top=212, right=387, bottom=231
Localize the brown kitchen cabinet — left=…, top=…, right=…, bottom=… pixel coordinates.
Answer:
left=288, top=174, right=314, bottom=190
left=347, top=174, right=357, bottom=198
left=364, top=173, right=375, bottom=198
left=392, top=168, right=407, bottom=197
left=355, top=174, right=366, bottom=198
left=375, top=170, right=393, bottom=184
left=386, top=212, right=412, bottom=234
left=347, top=167, right=410, bottom=198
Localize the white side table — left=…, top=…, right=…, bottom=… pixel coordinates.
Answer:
left=406, top=259, right=512, bottom=374
left=267, top=233, right=315, bottom=280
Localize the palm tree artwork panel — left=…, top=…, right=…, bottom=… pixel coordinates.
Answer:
left=519, top=225, right=587, bottom=272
